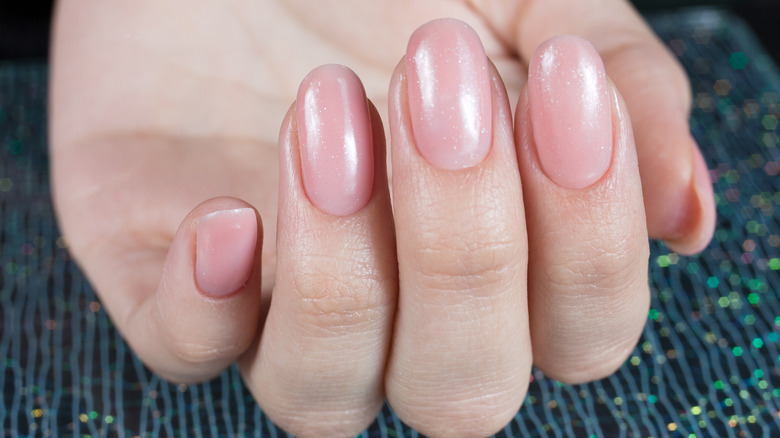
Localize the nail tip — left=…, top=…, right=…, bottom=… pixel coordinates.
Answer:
left=195, top=208, right=258, bottom=298
left=663, top=187, right=717, bottom=256
left=528, top=34, right=612, bottom=190
left=406, top=18, right=492, bottom=170
left=296, top=64, right=374, bottom=217
left=669, top=145, right=717, bottom=255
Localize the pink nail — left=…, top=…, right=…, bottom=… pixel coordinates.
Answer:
left=195, top=208, right=257, bottom=297
left=296, top=64, right=374, bottom=216
left=528, top=35, right=612, bottom=189
left=691, top=143, right=717, bottom=246
left=406, top=19, right=492, bottom=170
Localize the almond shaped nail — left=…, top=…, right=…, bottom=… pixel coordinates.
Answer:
left=296, top=64, right=374, bottom=216
left=528, top=35, right=612, bottom=189
left=406, top=18, right=492, bottom=170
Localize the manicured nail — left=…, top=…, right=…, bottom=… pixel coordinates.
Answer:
left=196, top=208, right=257, bottom=297
left=528, top=35, right=612, bottom=189
left=296, top=64, right=374, bottom=216
left=406, top=18, right=492, bottom=170
left=691, top=143, right=716, bottom=236
left=667, top=143, right=717, bottom=253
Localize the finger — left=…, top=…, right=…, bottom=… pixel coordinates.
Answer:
left=516, top=35, right=650, bottom=382
left=485, top=0, right=716, bottom=253
left=240, top=65, right=396, bottom=437
left=385, top=19, right=531, bottom=437
left=74, top=197, right=264, bottom=383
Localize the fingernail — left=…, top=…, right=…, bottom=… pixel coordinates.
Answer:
left=528, top=35, right=612, bottom=189
left=406, top=18, right=492, bottom=170
left=691, top=143, right=716, bottom=239
left=296, top=64, right=374, bottom=216
left=666, top=143, right=717, bottom=254
left=196, top=208, right=257, bottom=297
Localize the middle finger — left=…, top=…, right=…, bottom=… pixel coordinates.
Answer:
left=385, top=19, right=531, bottom=438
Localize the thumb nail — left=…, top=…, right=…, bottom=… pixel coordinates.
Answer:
left=195, top=208, right=258, bottom=297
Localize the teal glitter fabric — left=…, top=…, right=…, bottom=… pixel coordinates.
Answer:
left=2, top=8, right=779, bottom=437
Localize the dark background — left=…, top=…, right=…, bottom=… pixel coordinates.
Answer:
left=0, top=0, right=779, bottom=63
left=0, top=0, right=52, bottom=60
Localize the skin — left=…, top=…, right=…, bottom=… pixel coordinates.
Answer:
left=50, top=0, right=716, bottom=436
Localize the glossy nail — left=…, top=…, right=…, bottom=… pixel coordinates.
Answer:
left=196, top=208, right=258, bottom=297
left=406, top=18, right=492, bottom=170
left=528, top=35, right=612, bottom=189
left=666, top=142, right=717, bottom=254
left=691, top=144, right=717, bottom=242
left=297, top=64, right=374, bottom=216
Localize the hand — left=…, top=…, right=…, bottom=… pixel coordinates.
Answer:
left=50, top=1, right=715, bottom=436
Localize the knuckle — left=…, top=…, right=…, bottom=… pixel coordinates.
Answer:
left=290, top=254, right=393, bottom=332
left=145, top=337, right=240, bottom=384
left=266, top=405, right=380, bottom=438
left=391, top=385, right=521, bottom=438
left=387, top=354, right=527, bottom=438
left=537, top=296, right=649, bottom=384
left=410, top=226, right=524, bottom=296
left=544, top=233, right=648, bottom=296
left=166, top=337, right=240, bottom=368
left=544, top=332, right=641, bottom=384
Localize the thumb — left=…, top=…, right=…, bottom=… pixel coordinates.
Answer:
left=81, top=197, right=265, bottom=383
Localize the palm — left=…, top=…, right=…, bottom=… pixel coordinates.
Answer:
left=52, top=0, right=524, bottom=295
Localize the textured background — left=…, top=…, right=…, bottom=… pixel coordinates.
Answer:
left=1, top=7, right=780, bottom=437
